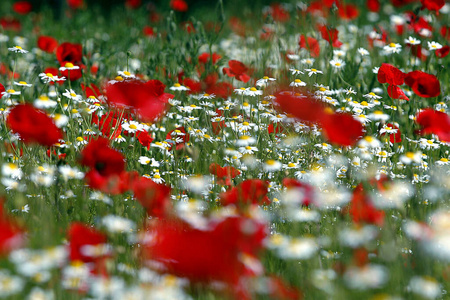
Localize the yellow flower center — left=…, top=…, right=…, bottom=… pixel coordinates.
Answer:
left=71, top=109, right=78, bottom=113
left=242, top=122, right=249, bottom=126
left=123, top=71, right=131, bottom=76
left=266, top=160, right=276, bottom=166
left=389, top=43, right=396, bottom=48
left=76, top=137, right=84, bottom=142
left=288, top=163, right=296, bottom=167
left=263, top=76, right=269, bottom=79
left=64, top=62, right=74, bottom=68
left=406, top=152, right=415, bottom=159
left=250, top=87, right=257, bottom=91
left=129, top=124, right=137, bottom=129
left=440, top=158, right=448, bottom=162
left=7, top=89, right=15, bottom=93
left=173, top=83, right=181, bottom=87
left=19, top=81, right=27, bottom=85
left=311, top=68, right=317, bottom=72
left=115, top=76, right=124, bottom=81
left=15, top=46, right=22, bottom=49
left=46, top=73, right=54, bottom=78
left=294, top=79, right=302, bottom=83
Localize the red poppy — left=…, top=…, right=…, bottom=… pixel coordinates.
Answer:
left=37, top=36, right=58, bottom=53
left=6, top=104, right=63, bottom=147
left=205, top=79, right=234, bottom=98
left=209, top=163, right=241, bottom=186
left=125, top=0, right=141, bottom=9
left=367, top=0, right=380, bottom=12
left=299, top=35, right=320, bottom=57
left=105, top=79, right=173, bottom=122
left=416, top=109, right=450, bottom=142
left=67, top=0, right=83, bottom=9
left=143, top=26, right=155, bottom=37
left=435, top=45, right=450, bottom=58
left=211, top=118, right=226, bottom=135
left=60, top=62, right=83, bottom=81
left=170, top=0, right=188, bottom=12
left=96, top=111, right=122, bottom=139
left=81, top=83, right=101, bottom=98
left=223, top=60, right=251, bottom=83
left=68, top=222, right=107, bottom=263
left=13, top=1, right=32, bottom=15
left=321, top=112, right=364, bottom=147
left=387, top=84, right=409, bottom=101
left=132, top=176, right=172, bottom=217
left=441, top=26, right=450, bottom=41
left=142, top=216, right=266, bottom=297
left=0, top=200, right=24, bottom=256
left=0, top=83, right=4, bottom=96
left=420, top=0, right=445, bottom=13
left=220, top=179, right=271, bottom=207
left=265, top=3, right=290, bottom=22
left=267, top=123, right=284, bottom=135
left=182, top=78, right=202, bottom=94
left=405, top=70, right=440, bottom=98
left=381, top=123, right=402, bottom=143
left=166, top=126, right=189, bottom=151
left=56, top=42, right=83, bottom=64
left=337, top=3, right=359, bottom=20
left=348, top=184, right=385, bottom=226
left=198, top=52, right=222, bottom=64
left=79, top=137, right=125, bottom=177
left=282, top=178, right=315, bottom=206
left=273, top=91, right=326, bottom=125
left=377, top=63, right=405, bottom=86
left=318, top=25, right=342, bottom=48
left=0, top=17, right=21, bottom=31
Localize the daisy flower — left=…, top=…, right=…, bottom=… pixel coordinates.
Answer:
left=13, top=81, right=32, bottom=88
left=330, top=59, right=345, bottom=69
left=357, top=47, right=369, bottom=56
left=39, top=72, right=65, bottom=84
left=122, top=120, right=144, bottom=133
left=301, top=58, right=315, bottom=65
left=289, top=79, right=307, bottom=87
left=117, top=70, right=136, bottom=79
left=256, top=76, right=276, bottom=87
left=244, top=87, right=263, bottom=96
left=169, top=83, right=190, bottom=91
left=138, top=156, right=160, bottom=167
left=368, top=110, right=389, bottom=121
left=383, top=42, right=402, bottom=54
left=289, top=68, right=304, bottom=75
left=379, top=124, right=397, bottom=135
left=1, top=88, right=21, bottom=98
left=59, top=62, right=80, bottom=71
left=305, top=68, right=323, bottom=77
left=427, top=41, right=443, bottom=51
left=62, top=89, right=83, bottom=102
left=363, top=92, right=382, bottom=100
left=239, top=145, right=258, bottom=154
left=34, top=95, right=57, bottom=109
left=264, top=160, right=282, bottom=172
left=8, top=45, right=28, bottom=53
left=404, top=36, right=420, bottom=45
left=114, top=135, right=126, bottom=143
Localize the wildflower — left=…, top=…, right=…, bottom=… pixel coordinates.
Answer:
left=8, top=45, right=28, bottom=53
left=289, top=79, right=307, bottom=87
left=357, top=47, right=369, bottom=56
left=1, top=89, right=21, bottom=98
left=405, top=71, right=440, bottom=98
left=289, top=68, right=304, bottom=75
left=222, top=60, right=250, bottom=83
left=34, top=95, right=57, bottom=109
left=59, top=62, right=80, bottom=71
left=264, top=160, right=282, bottom=172
left=363, top=92, right=382, bottom=100
left=244, top=87, right=263, bottom=96
left=170, top=83, right=190, bottom=91
left=304, top=68, right=323, bottom=77
left=62, top=89, right=82, bottom=102
left=117, top=70, right=135, bottom=79
left=383, top=42, right=402, bottom=54
left=415, top=109, right=450, bottom=141
left=239, top=145, right=259, bottom=154
left=38, top=72, right=65, bottom=84
left=329, top=59, right=345, bottom=69
left=405, top=36, right=421, bottom=45
left=400, top=151, right=422, bottom=164
left=6, top=104, right=63, bottom=147
left=122, top=120, right=144, bottom=133
left=13, top=81, right=32, bottom=88
left=138, top=156, right=160, bottom=167
left=419, top=138, right=440, bottom=150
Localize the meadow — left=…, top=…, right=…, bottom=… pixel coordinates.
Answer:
left=0, top=0, right=449, bottom=299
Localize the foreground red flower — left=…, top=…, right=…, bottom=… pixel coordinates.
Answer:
left=321, top=112, right=364, bottom=147
left=6, top=104, right=63, bottom=147
left=68, top=222, right=107, bottom=263
left=209, top=163, right=241, bottom=186
left=299, top=35, right=320, bottom=57
left=420, top=0, right=445, bottom=13
left=223, top=60, right=251, bottom=83
left=348, top=184, right=385, bottom=226
left=170, top=0, right=188, bottom=12
left=0, top=201, right=25, bottom=256
left=318, top=25, right=342, bottom=48
left=56, top=42, right=83, bottom=65
left=377, top=63, right=405, bottom=86
left=13, top=1, right=32, bottom=15
left=220, top=179, right=271, bottom=207
left=273, top=91, right=326, bottom=125
left=37, top=36, right=58, bottom=53
left=105, top=79, right=173, bottom=122
left=415, top=109, right=450, bottom=142
left=142, top=216, right=266, bottom=298
left=132, top=177, right=172, bottom=218
left=405, top=70, right=440, bottom=98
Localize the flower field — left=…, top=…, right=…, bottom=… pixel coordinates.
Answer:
left=0, top=0, right=449, bottom=299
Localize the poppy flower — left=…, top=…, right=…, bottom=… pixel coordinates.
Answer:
left=420, top=0, right=445, bottom=13
left=81, top=82, right=101, bottom=98
left=273, top=91, right=326, bottom=125
left=337, top=3, right=359, bottom=20
left=13, top=1, right=32, bottom=15
left=0, top=17, right=21, bottom=31
left=56, top=42, right=83, bottom=65
left=318, top=25, right=343, bottom=48
left=321, top=112, right=364, bottom=147
left=265, top=3, right=290, bottom=22
left=377, top=63, right=405, bottom=86
left=220, top=179, right=271, bottom=207
left=182, top=78, right=202, bottom=94
left=136, top=130, right=153, bottom=150
left=170, top=0, right=188, bottom=12
left=37, top=36, right=58, bottom=53
left=367, top=0, right=380, bottom=12
left=435, top=45, right=450, bottom=58
left=132, top=176, right=172, bottom=217
left=282, top=178, right=315, bottom=206
left=68, top=222, right=107, bottom=263
left=299, top=35, right=320, bottom=57
left=0, top=83, right=4, bottom=96
left=223, top=60, right=251, bottom=83
left=348, top=184, right=385, bottom=226
left=0, top=200, right=24, bottom=256
left=143, top=26, right=155, bottom=37
left=125, top=0, right=141, bottom=9
left=416, top=109, right=450, bottom=142
left=405, top=70, right=440, bottom=98
left=142, top=216, right=266, bottom=297
left=166, top=126, right=189, bottom=151
left=67, top=0, right=83, bottom=9
left=6, top=104, right=63, bottom=147
left=209, top=163, right=241, bottom=186
left=381, top=123, right=402, bottom=143
left=105, top=79, right=173, bottom=122
left=387, top=84, right=409, bottom=101
left=198, top=52, right=222, bottom=64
